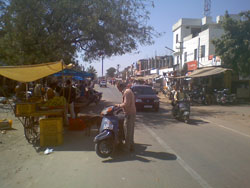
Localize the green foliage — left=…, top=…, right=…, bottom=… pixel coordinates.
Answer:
left=72, top=62, right=84, bottom=72
left=86, top=65, right=97, bottom=78
left=0, top=0, right=156, bottom=66
left=106, top=67, right=116, bottom=78
left=213, top=11, right=250, bottom=76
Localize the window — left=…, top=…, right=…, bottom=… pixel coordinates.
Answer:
left=132, top=87, right=155, bottom=95
left=184, top=52, right=187, bottom=62
left=201, top=45, right=205, bottom=58
left=191, top=28, right=201, bottom=37
left=176, top=34, right=178, bottom=43
left=163, top=61, right=166, bottom=67
left=194, top=49, right=197, bottom=60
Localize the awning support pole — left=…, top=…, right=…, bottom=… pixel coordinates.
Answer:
left=26, top=83, right=28, bottom=100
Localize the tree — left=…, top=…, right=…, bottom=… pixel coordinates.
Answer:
left=213, top=11, right=250, bottom=76
left=0, top=0, right=157, bottom=66
left=106, top=67, right=116, bottom=78
left=86, top=65, right=97, bottom=78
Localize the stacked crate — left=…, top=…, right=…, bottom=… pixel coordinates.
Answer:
left=16, top=103, right=36, bottom=116
left=39, top=117, right=63, bottom=147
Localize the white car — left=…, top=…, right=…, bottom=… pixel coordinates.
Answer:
left=99, top=80, right=107, bottom=87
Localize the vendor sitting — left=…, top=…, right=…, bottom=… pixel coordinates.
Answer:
left=15, top=83, right=26, bottom=101
left=46, top=82, right=57, bottom=101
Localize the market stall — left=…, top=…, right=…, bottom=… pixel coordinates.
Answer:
left=0, top=61, right=71, bottom=145
left=53, top=68, right=94, bottom=117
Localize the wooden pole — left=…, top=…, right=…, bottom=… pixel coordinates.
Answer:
left=26, top=83, right=28, bottom=101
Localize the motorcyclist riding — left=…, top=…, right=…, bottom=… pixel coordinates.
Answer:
left=173, top=87, right=186, bottom=114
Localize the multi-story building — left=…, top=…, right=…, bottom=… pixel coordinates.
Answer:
left=172, top=15, right=240, bottom=74
left=136, top=59, right=148, bottom=76
left=135, top=55, right=173, bottom=76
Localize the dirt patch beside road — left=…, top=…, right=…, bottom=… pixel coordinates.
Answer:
left=158, top=93, right=250, bottom=128
left=0, top=106, right=41, bottom=185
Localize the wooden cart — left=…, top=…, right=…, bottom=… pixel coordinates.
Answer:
left=15, top=102, right=64, bottom=144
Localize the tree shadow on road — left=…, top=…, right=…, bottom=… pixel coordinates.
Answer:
left=102, top=143, right=177, bottom=163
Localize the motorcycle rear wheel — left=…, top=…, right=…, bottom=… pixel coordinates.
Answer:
left=95, top=139, right=114, bottom=158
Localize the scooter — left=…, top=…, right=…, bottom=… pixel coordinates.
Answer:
left=94, top=106, right=125, bottom=158
left=172, top=99, right=190, bottom=123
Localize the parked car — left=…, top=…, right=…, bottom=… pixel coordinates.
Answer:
left=131, top=85, right=159, bottom=112
left=99, top=80, right=107, bottom=87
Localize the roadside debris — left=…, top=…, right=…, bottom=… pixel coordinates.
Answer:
left=44, top=148, right=53, bottom=155
left=0, top=119, right=12, bottom=130
left=1, top=130, right=6, bottom=134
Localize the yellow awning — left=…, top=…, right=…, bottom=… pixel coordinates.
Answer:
left=0, top=61, right=71, bottom=82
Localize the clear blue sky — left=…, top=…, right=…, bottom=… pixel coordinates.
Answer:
left=80, top=0, right=250, bottom=76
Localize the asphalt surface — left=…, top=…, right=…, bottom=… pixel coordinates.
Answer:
left=1, top=84, right=250, bottom=188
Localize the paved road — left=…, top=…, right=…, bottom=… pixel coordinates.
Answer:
left=1, top=83, right=250, bottom=188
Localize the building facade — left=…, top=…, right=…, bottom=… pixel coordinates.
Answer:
left=172, top=15, right=240, bottom=74
left=136, top=56, right=173, bottom=76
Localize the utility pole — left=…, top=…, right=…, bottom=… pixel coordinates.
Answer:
left=165, top=44, right=184, bottom=73
left=179, top=41, right=183, bottom=72
left=197, top=38, right=200, bottom=68
left=176, top=41, right=185, bottom=75
left=101, top=55, right=104, bottom=77
left=116, top=64, right=120, bottom=77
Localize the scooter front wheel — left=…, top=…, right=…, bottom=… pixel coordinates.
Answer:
left=95, top=139, right=114, bottom=158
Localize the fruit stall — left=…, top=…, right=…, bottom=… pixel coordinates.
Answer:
left=0, top=61, right=72, bottom=146
left=15, top=96, right=66, bottom=145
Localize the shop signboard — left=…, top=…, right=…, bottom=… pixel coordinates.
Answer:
left=187, top=61, right=198, bottom=71
left=150, top=68, right=158, bottom=74
left=208, top=55, right=214, bottom=60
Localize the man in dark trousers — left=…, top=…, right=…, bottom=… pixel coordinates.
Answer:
left=115, top=82, right=136, bottom=152
left=61, top=80, right=76, bottom=119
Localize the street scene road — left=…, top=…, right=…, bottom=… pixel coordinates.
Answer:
left=1, top=1, right=250, bottom=188
left=1, top=83, right=250, bottom=188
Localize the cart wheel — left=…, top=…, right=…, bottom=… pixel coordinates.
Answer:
left=23, top=117, right=39, bottom=144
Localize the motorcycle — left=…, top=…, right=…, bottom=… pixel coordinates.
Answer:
left=86, top=88, right=102, bottom=106
left=214, top=89, right=236, bottom=104
left=189, top=88, right=207, bottom=105
left=172, top=99, right=190, bottom=123
left=94, top=106, right=125, bottom=158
